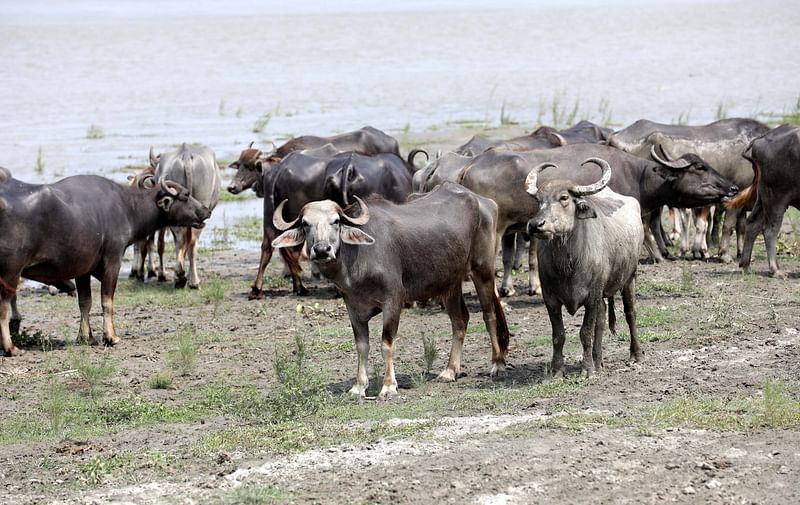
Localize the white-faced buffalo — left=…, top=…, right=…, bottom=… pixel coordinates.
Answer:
left=148, top=143, right=221, bottom=289
left=457, top=144, right=738, bottom=296
left=608, top=118, right=769, bottom=261
left=226, top=126, right=402, bottom=195
left=250, top=150, right=413, bottom=299
left=526, top=158, right=644, bottom=377
left=729, top=124, right=800, bottom=278
left=271, top=184, right=510, bottom=398
left=0, top=171, right=211, bottom=356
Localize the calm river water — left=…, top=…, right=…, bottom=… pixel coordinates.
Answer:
left=1, top=0, right=798, bottom=246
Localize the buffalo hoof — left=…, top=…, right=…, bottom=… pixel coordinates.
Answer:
left=630, top=350, right=645, bottom=363
left=527, top=287, right=540, bottom=296
left=157, top=274, right=168, bottom=283
left=9, top=319, right=21, bottom=335
left=551, top=367, right=565, bottom=379
left=248, top=287, right=265, bottom=301
left=129, top=270, right=141, bottom=281
left=4, top=346, right=23, bottom=357
left=295, top=286, right=310, bottom=297
left=719, top=253, right=734, bottom=264
left=770, top=269, right=787, bottom=280
left=104, top=335, right=121, bottom=347
left=147, top=270, right=157, bottom=279
left=348, top=383, right=368, bottom=397
left=499, top=286, right=516, bottom=298
left=437, top=368, right=457, bottom=382
left=378, top=384, right=398, bottom=400
left=174, top=276, right=187, bottom=289
left=189, top=284, right=200, bottom=290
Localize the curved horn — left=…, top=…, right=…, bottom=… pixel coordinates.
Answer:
left=571, top=158, right=612, bottom=196
left=407, top=148, right=429, bottom=168
left=272, top=199, right=300, bottom=231
left=525, top=162, right=558, bottom=196
left=650, top=144, right=690, bottom=169
left=549, top=132, right=567, bottom=147
left=341, top=154, right=356, bottom=206
left=248, top=141, right=255, bottom=149
left=341, top=195, right=370, bottom=226
left=149, top=145, right=160, bottom=167
left=161, top=179, right=180, bottom=196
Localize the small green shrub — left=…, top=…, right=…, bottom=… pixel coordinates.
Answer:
left=168, top=326, right=198, bottom=377
left=269, top=335, right=330, bottom=422
left=146, top=370, right=174, bottom=390
left=40, top=380, right=69, bottom=438
left=422, top=334, right=438, bottom=376
left=69, top=347, right=118, bottom=399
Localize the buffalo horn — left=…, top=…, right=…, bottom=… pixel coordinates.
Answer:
left=161, top=179, right=180, bottom=196
left=248, top=141, right=255, bottom=149
left=651, top=144, right=691, bottom=169
left=273, top=199, right=300, bottom=230
left=341, top=195, right=370, bottom=226
left=524, top=162, right=558, bottom=196
left=550, top=132, right=567, bottom=146
left=571, top=157, right=612, bottom=196
left=149, top=145, right=160, bottom=167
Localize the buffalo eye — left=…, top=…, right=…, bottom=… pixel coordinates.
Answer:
left=301, top=219, right=310, bottom=229
left=331, top=217, right=340, bottom=226
left=559, top=194, right=570, bottom=204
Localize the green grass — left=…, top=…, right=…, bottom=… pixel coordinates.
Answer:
left=35, top=145, right=44, bottom=175
left=216, top=485, right=291, bottom=505
left=146, top=370, right=174, bottom=390
left=232, top=216, right=263, bottom=242
left=637, top=279, right=682, bottom=296
left=636, top=306, right=676, bottom=327
left=68, top=347, right=118, bottom=399
left=168, top=326, right=198, bottom=377
left=780, top=95, right=800, bottom=125
left=652, top=381, right=800, bottom=431
left=252, top=112, right=273, bottom=134
left=218, top=190, right=257, bottom=203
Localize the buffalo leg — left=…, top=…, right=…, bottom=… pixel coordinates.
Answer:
left=284, top=247, right=308, bottom=296
left=622, top=277, right=643, bottom=362
left=157, top=229, right=167, bottom=282
left=145, top=234, right=156, bottom=279
left=346, top=305, right=371, bottom=397
left=762, top=201, right=789, bottom=278
left=472, top=276, right=509, bottom=375
left=379, top=303, right=402, bottom=399
left=100, top=263, right=121, bottom=346
left=546, top=302, right=566, bottom=378
left=249, top=236, right=273, bottom=300
left=173, top=227, right=188, bottom=288
left=0, top=276, right=21, bottom=356
left=718, top=206, right=740, bottom=263
left=186, top=227, right=201, bottom=289
left=75, top=274, right=96, bottom=345
left=130, top=242, right=143, bottom=280
left=740, top=197, right=764, bottom=272
left=579, top=302, right=600, bottom=377
left=735, top=210, right=747, bottom=259
left=528, top=238, right=540, bottom=296
left=512, top=232, right=528, bottom=270
left=693, top=206, right=711, bottom=260
left=649, top=211, right=671, bottom=260
left=641, top=213, right=664, bottom=263
left=9, top=294, right=20, bottom=335
left=592, top=298, right=607, bottom=372
left=439, top=291, right=468, bottom=382
left=499, top=232, right=516, bottom=297
left=607, top=296, right=617, bottom=336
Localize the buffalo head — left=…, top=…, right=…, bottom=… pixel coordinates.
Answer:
left=227, top=142, right=279, bottom=196
left=156, top=179, right=212, bottom=229
left=271, top=196, right=373, bottom=262
left=650, top=144, right=739, bottom=205
left=526, top=157, right=613, bottom=239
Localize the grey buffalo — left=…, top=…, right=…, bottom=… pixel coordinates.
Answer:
left=608, top=118, right=769, bottom=261
left=0, top=169, right=210, bottom=356
left=526, top=158, right=644, bottom=377
left=730, top=124, right=800, bottom=278
left=271, top=184, right=510, bottom=398
left=148, top=143, right=221, bottom=289
left=457, top=144, right=738, bottom=296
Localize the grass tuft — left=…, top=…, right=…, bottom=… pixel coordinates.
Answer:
left=69, top=347, right=118, bottom=399
left=146, top=370, right=174, bottom=390
left=168, top=326, right=198, bottom=377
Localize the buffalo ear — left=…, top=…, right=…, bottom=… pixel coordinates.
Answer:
left=254, top=160, right=263, bottom=174
left=157, top=195, right=174, bottom=211
left=575, top=198, right=597, bottom=220
left=272, top=228, right=306, bottom=248
left=340, top=225, right=375, bottom=245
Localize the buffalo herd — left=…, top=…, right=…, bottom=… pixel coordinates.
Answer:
left=1, top=119, right=798, bottom=397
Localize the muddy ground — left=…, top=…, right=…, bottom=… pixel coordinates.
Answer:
left=1, top=131, right=800, bottom=504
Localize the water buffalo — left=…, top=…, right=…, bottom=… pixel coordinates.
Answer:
left=271, top=183, right=510, bottom=398
left=250, top=150, right=413, bottom=299
left=226, top=126, right=401, bottom=195
left=526, top=158, right=643, bottom=377
left=454, top=126, right=565, bottom=157
left=457, top=144, right=738, bottom=296
left=149, top=143, right=221, bottom=289
left=0, top=171, right=211, bottom=356
left=608, top=118, right=770, bottom=261
left=729, top=124, right=800, bottom=278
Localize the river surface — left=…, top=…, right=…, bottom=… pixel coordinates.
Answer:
left=1, top=0, right=798, bottom=246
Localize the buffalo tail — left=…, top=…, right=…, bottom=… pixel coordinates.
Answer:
left=493, top=290, right=510, bottom=354
left=726, top=156, right=760, bottom=211
left=0, top=276, right=16, bottom=298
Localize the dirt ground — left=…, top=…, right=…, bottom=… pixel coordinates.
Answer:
left=1, top=129, right=800, bottom=504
